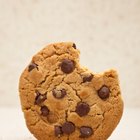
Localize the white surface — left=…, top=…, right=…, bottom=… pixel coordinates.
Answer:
left=0, top=0, right=140, bottom=107
left=0, top=107, right=140, bottom=140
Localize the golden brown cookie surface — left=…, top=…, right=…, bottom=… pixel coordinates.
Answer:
left=19, top=42, right=123, bottom=140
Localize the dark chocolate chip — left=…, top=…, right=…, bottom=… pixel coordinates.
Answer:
left=61, top=59, right=75, bottom=74
left=83, top=74, right=93, bottom=83
left=53, top=89, right=66, bottom=99
left=72, top=43, right=76, bottom=49
left=28, top=63, right=38, bottom=72
left=35, top=91, right=46, bottom=105
left=80, top=126, right=93, bottom=138
left=76, top=102, right=90, bottom=117
left=62, top=122, right=75, bottom=134
left=41, top=106, right=49, bottom=116
left=54, top=125, right=63, bottom=137
left=98, top=86, right=110, bottom=99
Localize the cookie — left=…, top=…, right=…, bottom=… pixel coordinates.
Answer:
left=19, top=42, right=123, bottom=140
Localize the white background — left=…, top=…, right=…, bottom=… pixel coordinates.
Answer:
left=0, top=0, right=140, bottom=139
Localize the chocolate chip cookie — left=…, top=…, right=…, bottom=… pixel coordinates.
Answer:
left=19, top=42, right=123, bottom=140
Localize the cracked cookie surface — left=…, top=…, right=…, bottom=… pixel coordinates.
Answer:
left=19, top=42, right=123, bottom=140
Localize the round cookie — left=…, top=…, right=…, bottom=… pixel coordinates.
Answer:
left=19, top=42, right=123, bottom=140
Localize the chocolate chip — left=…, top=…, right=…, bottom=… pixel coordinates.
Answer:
left=41, top=106, right=49, bottom=116
left=35, top=91, right=46, bottom=105
left=54, top=125, right=63, bottom=137
left=53, top=89, right=66, bottom=99
left=76, top=102, right=90, bottom=117
left=62, top=122, right=75, bottom=134
left=80, top=126, right=93, bottom=138
left=83, top=74, right=93, bottom=83
left=72, top=43, right=76, bottom=49
left=28, top=63, right=38, bottom=72
left=61, top=59, right=75, bottom=74
left=98, top=86, right=110, bottom=99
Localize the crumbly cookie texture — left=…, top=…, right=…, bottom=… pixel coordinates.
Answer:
left=19, top=42, right=123, bottom=140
